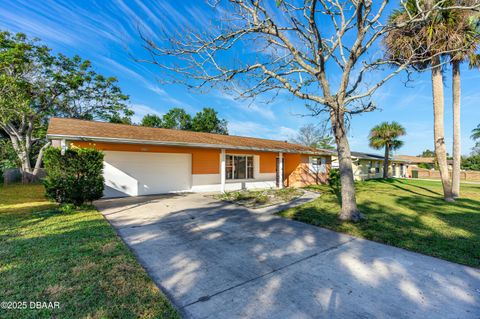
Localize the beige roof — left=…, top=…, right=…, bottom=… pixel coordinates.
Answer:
left=47, top=117, right=332, bottom=154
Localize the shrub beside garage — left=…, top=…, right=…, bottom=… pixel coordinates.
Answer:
left=43, top=147, right=104, bottom=206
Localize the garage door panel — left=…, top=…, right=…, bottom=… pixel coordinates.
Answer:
left=103, top=151, right=192, bottom=197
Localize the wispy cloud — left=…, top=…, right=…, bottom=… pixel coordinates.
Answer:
left=228, top=121, right=296, bottom=141
left=0, top=0, right=132, bottom=50
left=100, top=57, right=148, bottom=83
left=114, top=0, right=156, bottom=38
left=0, top=6, right=76, bottom=45
left=3, top=0, right=478, bottom=157
left=130, top=103, right=162, bottom=123
left=146, top=84, right=167, bottom=96
left=214, top=92, right=276, bottom=120
left=145, top=82, right=195, bottom=111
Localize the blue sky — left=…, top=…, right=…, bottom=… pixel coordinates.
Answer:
left=1, top=0, right=479, bottom=155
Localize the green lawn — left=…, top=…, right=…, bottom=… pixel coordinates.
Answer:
left=279, top=179, right=480, bottom=268
left=0, top=184, right=179, bottom=319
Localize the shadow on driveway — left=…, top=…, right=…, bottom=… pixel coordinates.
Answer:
left=96, top=193, right=480, bottom=319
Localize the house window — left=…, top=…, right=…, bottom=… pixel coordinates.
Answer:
left=375, top=161, right=380, bottom=174
left=226, top=155, right=254, bottom=180
left=311, top=156, right=327, bottom=173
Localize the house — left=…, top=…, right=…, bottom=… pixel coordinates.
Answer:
left=46, top=118, right=333, bottom=198
left=332, top=152, right=408, bottom=180
left=394, top=155, right=453, bottom=178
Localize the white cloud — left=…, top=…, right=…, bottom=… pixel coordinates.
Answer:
left=0, top=0, right=132, bottom=50
left=228, top=121, right=267, bottom=137
left=228, top=121, right=296, bottom=141
left=214, top=92, right=276, bottom=120
left=145, top=83, right=196, bottom=112
left=0, top=7, right=76, bottom=45
left=130, top=103, right=162, bottom=123
left=100, top=58, right=192, bottom=110
left=146, top=84, right=167, bottom=96
left=114, top=0, right=156, bottom=38
left=100, top=57, right=148, bottom=83
left=278, top=126, right=297, bottom=138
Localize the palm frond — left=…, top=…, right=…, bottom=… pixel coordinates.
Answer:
left=369, top=121, right=406, bottom=151
left=472, top=124, right=480, bottom=140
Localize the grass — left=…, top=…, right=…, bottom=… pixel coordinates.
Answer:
left=218, top=187, right=304, bottom=208
left=278, top=178, right=480, bottom=268
left=0, top=184, right=179, bottom=319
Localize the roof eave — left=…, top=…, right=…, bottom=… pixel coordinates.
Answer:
left=46, top=134, right=331, bottom=155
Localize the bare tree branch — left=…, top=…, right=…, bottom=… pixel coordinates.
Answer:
left=137, top=0, right=479, bottom=219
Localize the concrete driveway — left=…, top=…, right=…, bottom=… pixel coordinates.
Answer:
left=96, top=193, right=480, bottom=319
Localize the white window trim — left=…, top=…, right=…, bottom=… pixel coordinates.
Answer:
left=309, top=156, right=327, bottom=174
left=226, top=154, right=255, bottom=181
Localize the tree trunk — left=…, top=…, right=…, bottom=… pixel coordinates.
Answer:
left=451, top=61, right=461, bottom=198
left=32, top=142, right=50, bottom=176
left=331, top=107, right=363, bottom=222
left=431, top=58, right=454, bottom=202
left=18, top=150, right=34, bottom=183
left=8, top=134, right=35, bottom=184
left=2, top=120, right=47, bottom=184
left=383, top=144, right=389, bottom=178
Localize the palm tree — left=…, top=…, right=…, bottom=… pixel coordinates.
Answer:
left=450, top=13, right=479, bottom=198
left=369, top=122, right=406, bottom=178
left=384, top=0, right=478, bottom=202
left=472, top=124, right=480, bottom=141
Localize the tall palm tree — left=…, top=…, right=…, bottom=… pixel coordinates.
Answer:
left=450, top=12, right=479, bottom=198
left=369, top=122, right=406, bottom=178
left=384, top=0, right=478, bottom=201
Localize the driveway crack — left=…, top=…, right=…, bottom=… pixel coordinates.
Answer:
left=181, top=237, right=356, bottom=309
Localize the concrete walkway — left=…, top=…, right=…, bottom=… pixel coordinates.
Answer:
left=96, top=193, right=480, bottom=319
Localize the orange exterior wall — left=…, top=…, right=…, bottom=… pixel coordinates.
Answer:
left=70, top=141, right=279, bottom=175
left=284, top=153, right=330, bottom=187
left=71, top=141, right=220, bottom=174
left=69, top=141, right=329, bottom=186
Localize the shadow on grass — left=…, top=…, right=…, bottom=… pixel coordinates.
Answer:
left=0, top=209, right=180, bottom=319
left=369, top=179, right=442, bottom=198
left=282, top=183, right=480, bottom=267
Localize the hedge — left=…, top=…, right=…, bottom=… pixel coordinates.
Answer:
left=43, top=147, right=104, bottom=206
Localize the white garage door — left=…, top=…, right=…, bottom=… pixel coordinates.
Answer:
left=103, top=151, right=192, bottom=198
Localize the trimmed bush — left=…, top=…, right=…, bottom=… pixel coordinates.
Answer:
left=43, top=147, right=104, bottom=206
left=328, top=168, right=341, bottom=188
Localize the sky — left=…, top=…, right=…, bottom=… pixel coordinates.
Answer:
left=1, top=0, right=479, bottom=156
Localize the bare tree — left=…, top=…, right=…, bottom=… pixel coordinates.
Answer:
left=139, top=0, right=479, bottom=221
left=291, top=124, right=334, bottom=149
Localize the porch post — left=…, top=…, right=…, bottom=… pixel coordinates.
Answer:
left=220, top=149, right=226, bottom=193
left=60, top=139, right=67, bottom=155
left=278, top=152, right=284, bottom=189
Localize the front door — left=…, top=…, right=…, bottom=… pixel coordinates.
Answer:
left=276, top=157, right=285, bottom=187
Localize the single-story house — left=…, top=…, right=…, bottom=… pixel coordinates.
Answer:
left=47, top=118, right=333, bottom=198
left=332, top=152, right=409, bottom=180
left=394, top=155, right=454, bottom=177
left=394, top=155, right=456, bottom=178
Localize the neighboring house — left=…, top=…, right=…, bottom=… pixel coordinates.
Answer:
left=332, top=152, right=408, bottom=181
left=394, top=155, right=453, bottom=178
left=46, top=118, right=333, bottom=198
